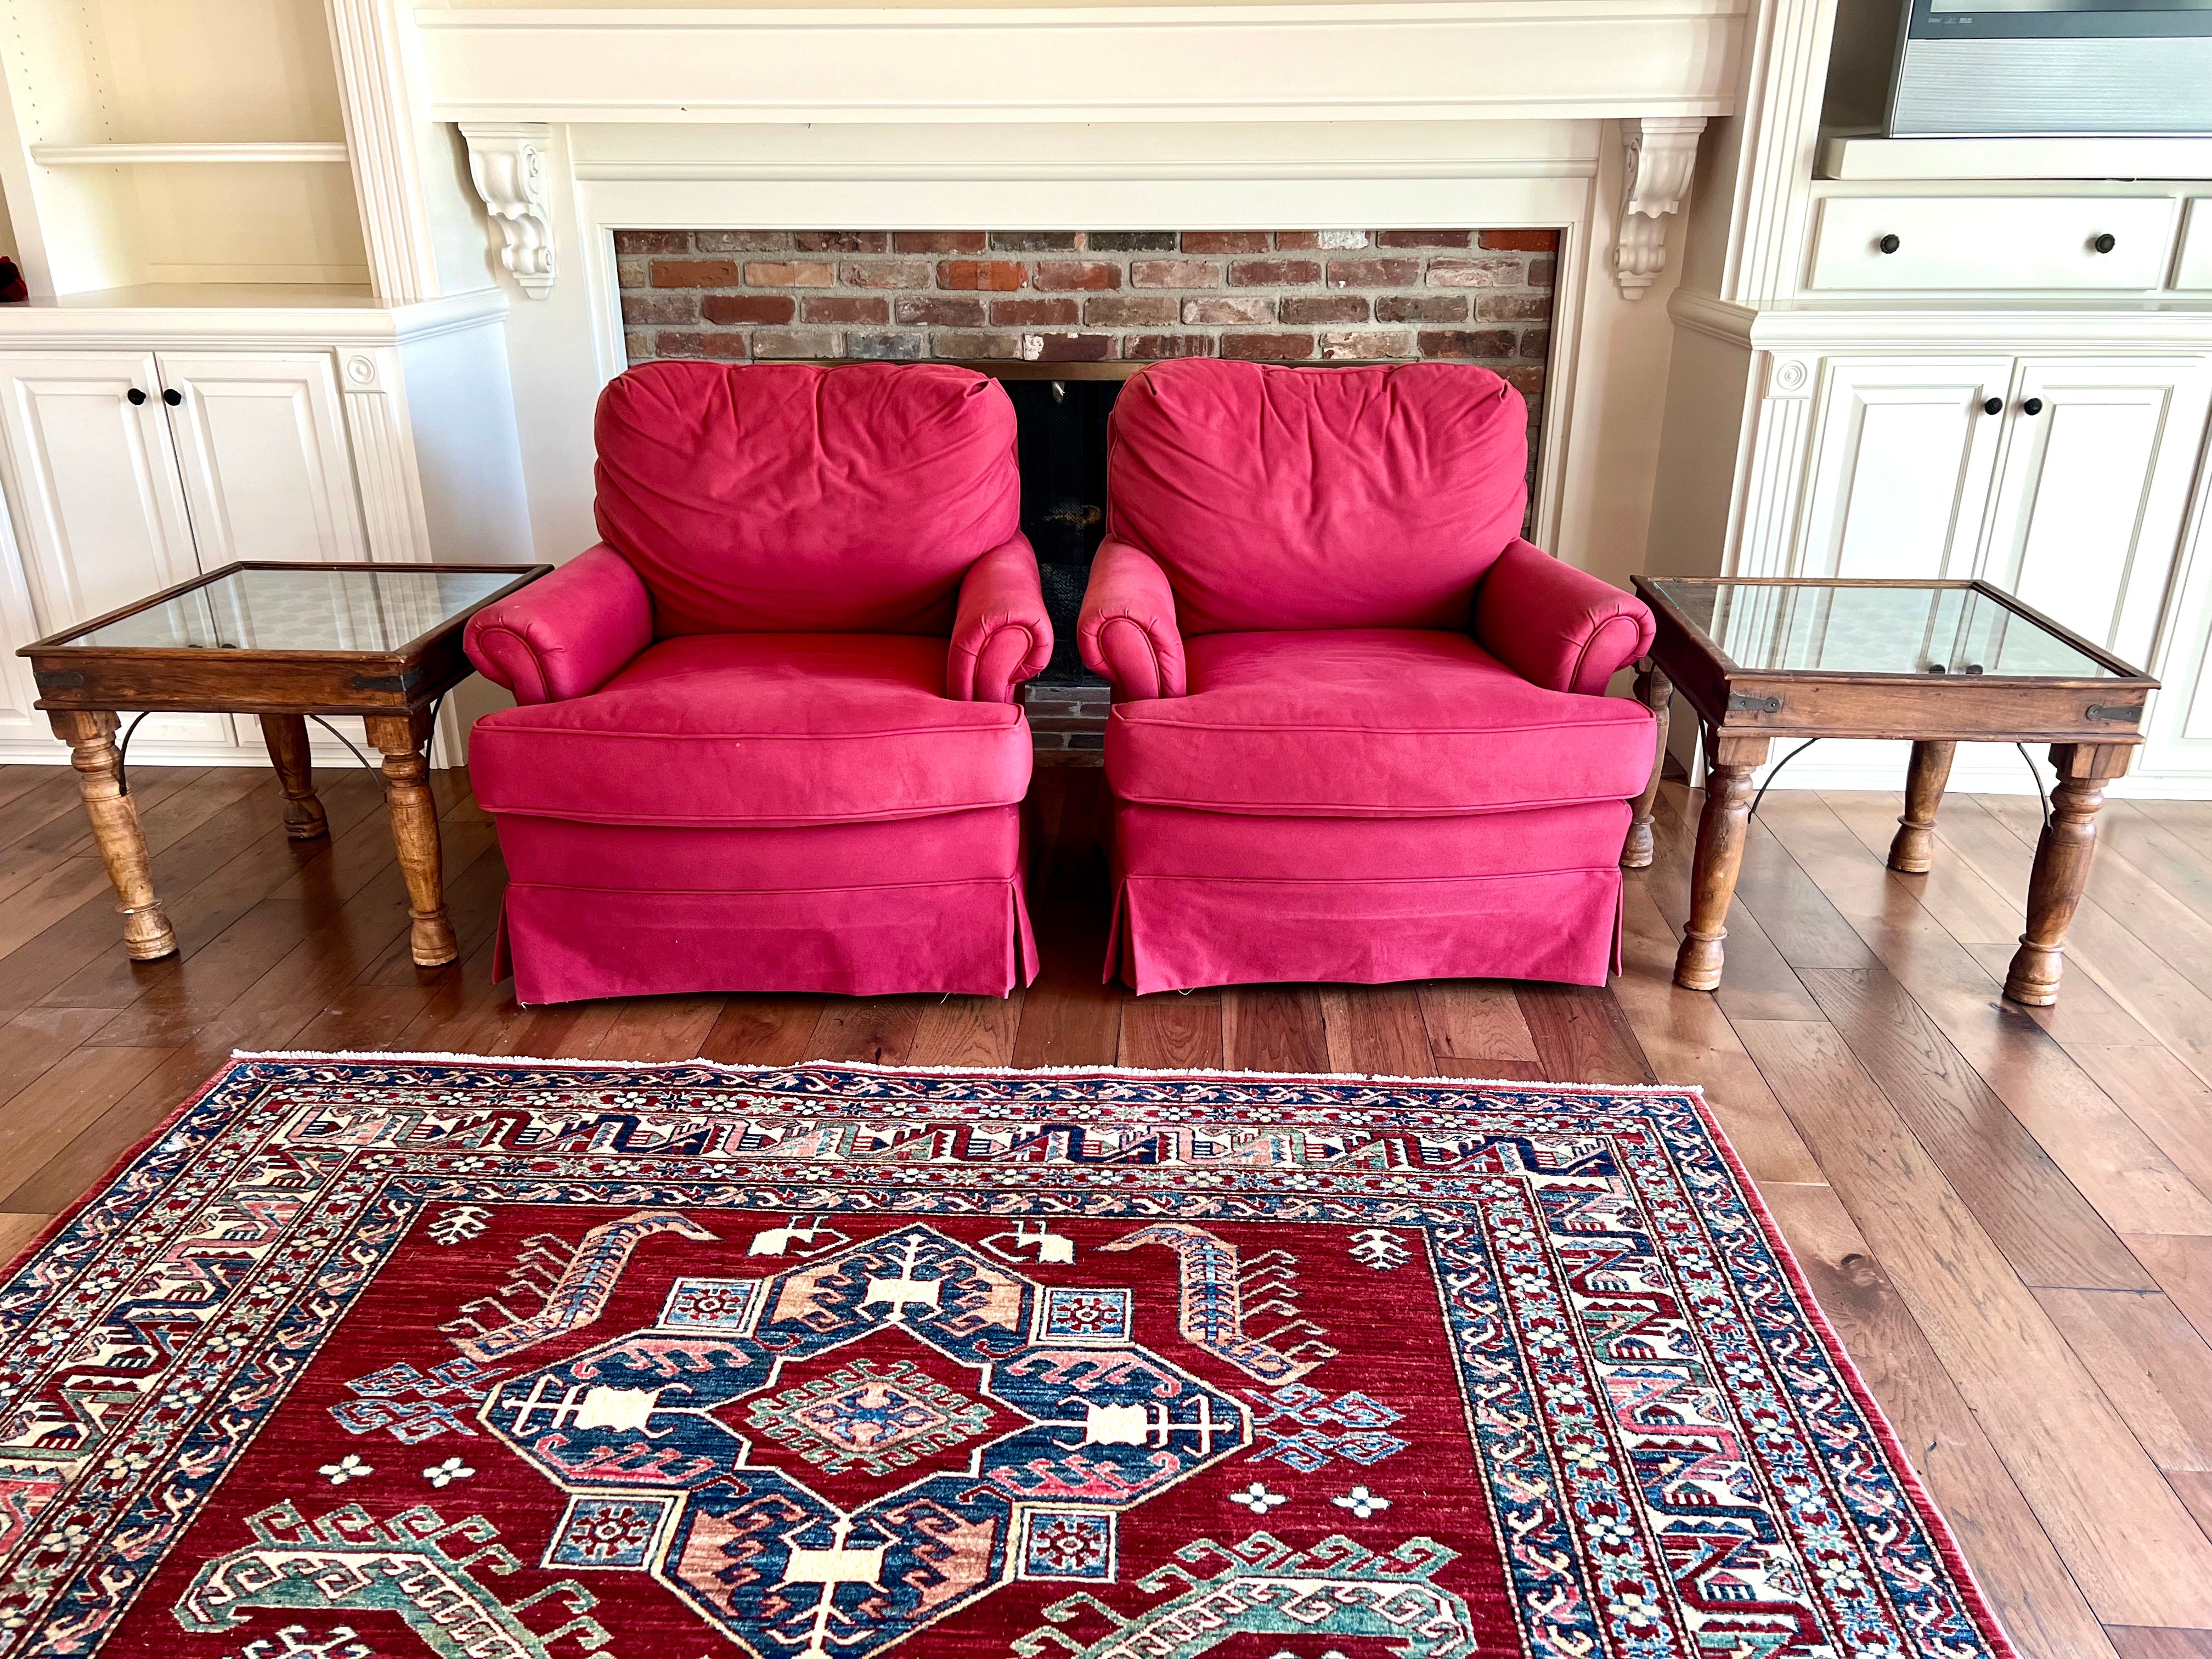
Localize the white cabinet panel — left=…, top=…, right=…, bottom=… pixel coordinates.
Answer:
left=1798, top=357, right=2012, bottom=579
left=1808, top=195, right=2176, bottom=292
left=157, top=352, right=368, bottom=568
left=0, top=351, right=229, bottom=748
left=1982, top=357, right=2212, bottom=669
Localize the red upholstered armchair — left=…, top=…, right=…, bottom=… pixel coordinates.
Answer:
left=464, top=362, right=1052, bottom=1004
left=1079, top=359, right=1656, bottom=994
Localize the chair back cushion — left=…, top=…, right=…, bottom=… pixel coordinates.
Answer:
left=1106, top=359, right=1529, bottom=634
left=594, top=360, right=1020, bottom=636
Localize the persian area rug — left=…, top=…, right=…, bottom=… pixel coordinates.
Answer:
left=0, top=1055, right=2017, bottom=1659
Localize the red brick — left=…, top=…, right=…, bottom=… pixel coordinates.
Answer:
left=1426, top=256, right=1525, bottom=288
left=1319, top=329, right=1416, bottom=359
left=622, top=291, right=698, bottom=324
left=1183, top=296, right=1272, bottom=325
left=1375, top=295, right=1468, bottom=324
left=1326, top=258, right=1420, bottom=288
left=624, top=330, right=653, bottom=363
left=993, top=297, right=1080, bottom=326
left=1034, top=261, right=1121, bottom=292
left=1029, top=332, right=1118, bottom=362
left=1228, top=258, right=1319, bottom=286
left=752, top=326, right=843, bottom=359
left=802, top=295, right=890, bottom=324
left=1476, top=292, right=1553, bottom=321
left=1273, top=232, right=1322, bottom=250
left=650, top=331, right=751, bottom=360
left=1181, top=232, right=1271, bottom=254
left=1275, top=231, right=1370, bottom=250
left=651, top=258, right=741, bottom=287
left=1417, top=329, right=1516, bottom=359
left=743, top=261, right=838, bottom=286
left=1131, top=259, right=1222, bottom=289
left=696, top=230, right=789, bottom=252
left=1520, top=329, right=1551, bottom=360
left=991, top=231, right=1081, bottom=251
left=934, top=329, right=1028, bottom=359
left=793, top=231, right=890, bottom=253
left=939, top=260, right=1029, bottom=291
left=845, top=332, right=927, bottom=360
left=701, top=293, right=795, bottom=325
left=894, top=295, right=986, bottom=326
left=1499, top=365, right=1545, bottom=396
left=1123, top=335, right=1217, bottom=359
left=1480, top=228, right=1558, bottom=252
left=1087, top=232, right=1178, bottom=252
left=1221, top=332, right=1313, bottom=361
left=1377, top=229, right=1472, bottom=249
left=894, top=231, right=987, bottom=252
left=842, top=261, right=933, bottom=290
left=614, top=229, right=690, bottom=255
left=1530, top=258, right=1557, bottom=286
left=1084, top=295, right=1176, bottom=326
left=1279, top=295, right=1369, bottom=325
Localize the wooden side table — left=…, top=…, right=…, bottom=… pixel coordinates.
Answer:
left=1622, top=577, right=2157, bottom=1007
left=20, top=560, right=549, bottom=968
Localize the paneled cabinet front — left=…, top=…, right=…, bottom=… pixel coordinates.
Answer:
left=0, top=348, right=373, bottom=757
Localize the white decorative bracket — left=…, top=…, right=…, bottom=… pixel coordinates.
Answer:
left=460, top=122, right=555, bottom=299
left=1615, top=116, right=1706, bottom=299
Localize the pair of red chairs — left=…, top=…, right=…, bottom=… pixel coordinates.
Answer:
left=463, top=359, right=1657, bottom=1005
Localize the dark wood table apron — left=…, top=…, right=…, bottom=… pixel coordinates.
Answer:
left=1621, top=576, right=2158, bottom=1007
left=20, top=561, right=549, bottom=969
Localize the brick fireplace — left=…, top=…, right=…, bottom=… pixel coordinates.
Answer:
left=615, top=227, right=1558, bottom=759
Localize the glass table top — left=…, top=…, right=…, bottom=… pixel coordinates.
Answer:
left=1651, top=580, right=2124, bottom=681
left=55, top=566, right=528, bottom=653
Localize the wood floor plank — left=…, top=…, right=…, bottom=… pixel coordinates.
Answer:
left=809, top=999, right=925, bottom=1065
left=1417, top=981, right=1538, bottom=1062
left=1961, top=940, right=2160, bottom=1048
left=1820, top=789, right=2031, bottom=947
left=589, top=995, right=726, bottom=1062
left=2068, top=1047, right=2212, bottom=1218
left=1426, top=1057, right=1552, bottom=1082
left=0, top=1046, right=181, bottom=1207
left=2129, top=1235, right=2212, bottom=1352
left=1222, top=985, right=1328, bottom=1073
left=1516, top=983, right=1656, bottom=1085
left=910, top=994, right=1025, bottom=1068
left=2035, top=1286, right=2212, bottom=1475
left=1736, top=1018, right=2212, bottom=1627
left=1643, top=784, right=1825, bottom=1022
left=1012, top=770, right=1120, bottom=1068
left=2106, top=1629, right=2212, bottom=1659
left=1118, top=989, right=1223, bottom=1071
left=1760, top=1180, right=2123, bottom=1659
left=1320, top=983, right=1434, bottom=1076
left=0, top=1211, right=52, bottom=1269
left=4, top=1042, right=233, bottom=1215
left=696, top=997, right=828, bottom=1068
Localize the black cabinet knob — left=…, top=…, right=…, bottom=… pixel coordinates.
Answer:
left=161, top=388, right=182, bottom=406
left=2022, top=397, right=2044, bottom=415
left=2092, top=233, right=2117, bottom=253
left=1983, top=396, right=2002, bottom=415
left=126, top=387, right=146, bottom=405
left=1877, top=234, right=1901, bottom=254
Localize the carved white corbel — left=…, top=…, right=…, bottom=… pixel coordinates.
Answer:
left=1615, top=116, right=1706, bottom=299
left=460, top=122, right=555, bottom=299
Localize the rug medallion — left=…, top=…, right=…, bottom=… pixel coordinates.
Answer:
left=0, top=1056, right=2016, bottom=1658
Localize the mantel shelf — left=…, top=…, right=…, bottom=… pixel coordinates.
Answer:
left=29, top=142, right=351, bottom=167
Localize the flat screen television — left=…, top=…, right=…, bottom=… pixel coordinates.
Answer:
left=1877, top=0, right=2212, bottom=133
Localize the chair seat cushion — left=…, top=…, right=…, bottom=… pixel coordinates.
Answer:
left=469, top=633, right=1031, bottom=828
left=1105, top=629, right=1654, bottom=817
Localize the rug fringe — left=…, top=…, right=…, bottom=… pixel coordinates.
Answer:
left=225, top=1047, right=1705, bottom=1097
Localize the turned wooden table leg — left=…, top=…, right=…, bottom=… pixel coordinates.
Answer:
left=365, top=710, right=457, bottom=967
left=2004, top=742, right=2129, bottom=1007
left=1887, top=738, right=1955, bottom=874
left=1622, top=658, right=1673, bottom=870
left=257, top=713, right=329, bottom=841
left=1673, top=731, right=1769, bottom=992
left=51, top=710, right=176, bottom=961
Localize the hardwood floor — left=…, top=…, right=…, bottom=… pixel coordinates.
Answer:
left=4, top=758, right=2212, bottom=1653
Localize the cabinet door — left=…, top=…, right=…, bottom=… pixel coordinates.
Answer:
left=1982, top=357, right=2212, bottom=668
left=156, top=352, right=368, bottom=569
left=0, top=351, right=230, bottom=749
left=1798, top=357, right=2013, bottom=579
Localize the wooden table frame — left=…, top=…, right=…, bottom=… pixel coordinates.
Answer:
left=19, top=560, right=550, bottom=968
left=1622, top=575, right=2159, bottom=1007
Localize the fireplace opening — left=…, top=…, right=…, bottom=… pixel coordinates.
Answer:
left=615, top=229, right=1557, bottom=757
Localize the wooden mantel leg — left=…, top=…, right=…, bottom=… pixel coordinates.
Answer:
left=2003, top=742, right=2129, bottom=1007
left=1673, top=731, right=1769, bottom=992
left=51, top=709, right=176, bottom=961
left=1621, top=658, right=1673, bottom=870
left=1887, top=738, right=1955, bottom=874
left=258, top=714, right=329, bottom=840
left=365, top=710, right=458, bottom=968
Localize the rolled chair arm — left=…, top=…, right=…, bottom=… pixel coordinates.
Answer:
left=1077, top=538, right=1187, bottom=701
left=947, top=534, right=1054, bottom=704
left=464, top=543, right=653, bottom=706
left=1472, top=539, right=1655, bottom=697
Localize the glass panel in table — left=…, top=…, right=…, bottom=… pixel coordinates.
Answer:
left=59, top=567, right=523, bottom=652
left=1651, top=580, right=2121, bottom=680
